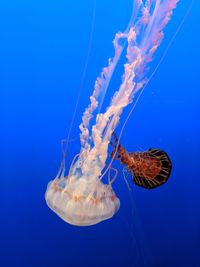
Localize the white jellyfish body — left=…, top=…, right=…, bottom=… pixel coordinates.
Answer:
left=45, top=0, right=179, bottom=226
left=45, top=177, right=120, bottom=226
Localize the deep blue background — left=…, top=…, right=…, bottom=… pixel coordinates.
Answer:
left=1, top=0, right=199, bottom=266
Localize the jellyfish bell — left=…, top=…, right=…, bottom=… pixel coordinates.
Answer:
left=111, top=133, right=172, bottom=190
left=45, top=162, right=120, bottom=226
left=45, top=178, right=120, bottom=226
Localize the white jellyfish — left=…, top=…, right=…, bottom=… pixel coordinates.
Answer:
left=45, top=0, right=179, bottom=226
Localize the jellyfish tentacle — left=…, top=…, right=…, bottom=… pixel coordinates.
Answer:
left=122, top=168, right=132, bottom=192
left=109, top=167, right=118, bottom=185
left=63, top=0, right=97, bottom=162
left=68, top=153, right=81, bottom=177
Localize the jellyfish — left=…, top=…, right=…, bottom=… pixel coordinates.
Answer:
left=45, top=0, right=179, bottom=226
left=111, top=133, right=172, bottom=189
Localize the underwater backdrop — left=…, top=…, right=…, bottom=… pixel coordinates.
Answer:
left=1, top=0, right=199, bottom=266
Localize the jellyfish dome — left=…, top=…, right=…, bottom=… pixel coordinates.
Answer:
left=45, top=176, right=120, bottom=226
left=45, top=0, right=179, bottom=226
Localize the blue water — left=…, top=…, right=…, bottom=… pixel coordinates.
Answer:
left=1, top=1, right=199, bottom=266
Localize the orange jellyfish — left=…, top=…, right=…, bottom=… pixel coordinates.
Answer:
left=111, top=133, right=172, bottom=189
